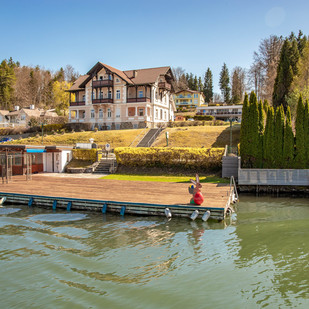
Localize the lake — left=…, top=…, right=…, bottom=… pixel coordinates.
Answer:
left=0, top=195, right=308, bottom=308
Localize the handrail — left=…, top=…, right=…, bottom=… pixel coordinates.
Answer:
left=229, top=175, right=238, bottom=201
left=147, top=128, right=162, bottom=147
left=129, top=127, right=149, bottom=147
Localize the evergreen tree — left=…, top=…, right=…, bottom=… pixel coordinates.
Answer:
left=193, top=75, right=198, bottom=91
left=283, top=106, right=295, bottom=168
left=263, top=99, right=269, bottom=114
left=274, top=105, right=285, bottom=168
left=256, top=100, right=265, bottom=167
left=0, top=59, right=16, bottom=110
left=198, top=77, right=203, bottom=92
left=247, top=92, right=259, bottom=167
left=203, top=68, right=213, bottom=103
left=263, top=107, right=275, bottom=168
left=219, top=63, right=231, bottom=103
left=304, top=100, right=309, bottom=165
left=294, top=95, right=306, bottom=168
left=239, top=93, right=250, bottom=166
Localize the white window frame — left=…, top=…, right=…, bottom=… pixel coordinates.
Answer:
left=91, top=109, right=95, bottom=118
left=107, top=108, right=112, bottom=118
left=99, top=109, right=103, bottom=118
left=116, top=90, right=121, bottom=99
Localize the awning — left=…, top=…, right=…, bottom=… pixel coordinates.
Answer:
left=26, top=149, right=46, bottom=153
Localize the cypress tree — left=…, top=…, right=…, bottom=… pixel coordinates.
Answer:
left=219, top=63, right=231, bottom=103
left=263, top=107, right=275, bottom=168
left=248, top=92, right=259, bottom=167
left=274, top=105, right=285, bottom=168
left=304, top=100, right=309, bottom=166
left=294, top=95, right=306, bottom=168
left=283, top=106, right=294, bottom=168
left=256, top=100, right=265, bottom=167
left=203, top=68, right=213, bottom=103
left=263, top=99, right=269, bottom=114
left=240, top=93, right=249, bottom=167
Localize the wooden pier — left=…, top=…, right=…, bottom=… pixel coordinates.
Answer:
left=0, top=175, right=237, bottom=221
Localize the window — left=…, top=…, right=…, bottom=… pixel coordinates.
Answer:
left=138, top=90, right=144, bottom=98
left=92, top=91, right=95, bottom=99
left=81, top=111, right=85, bottom=118
left=116, top=90, right=121, bottom=99
left=160, top=109, right=163, bottom=120
left=116, top=124, right=120, bottom=130
left=109, top=75, right=112, bottom=80
left=100, top=91, right=103, bottom=99
left=155, top=109, right=158, bottom=119
left=116, top=108, right=120, bottom=118
left=21, top=114, right=26, bottom=121
left=194, top=94, right=198, bottom=98
left=116, top=78, right=120, bottom=83
left=91, top=110, right=95, bottom=118
left=164, top=111, right=167, bottom=120
left=107, top=108, right=111, bottom=118
left=82, top=95, right=85, bottom=101
left=155, top=91, right=158, bottom=100
left=99, top=76, right=103, bottom=80
left=128, top=107, right=135, bottom=117
left=139, top=108, right=144, bottom=116
left=99, top=109, right=103, bottom=118
left=108, top=91, right=112, bottom=99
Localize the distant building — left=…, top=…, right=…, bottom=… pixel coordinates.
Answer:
left=175, top=115, right=186, bottom=121
left=7, top=105, right=58, bottom=127
left=196, top=104, right=243, bottom=121
left=67, top=62, right=176, bottom=130
left=173, top=90, right=205, bottom=109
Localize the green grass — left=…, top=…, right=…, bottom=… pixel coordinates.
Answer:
left=101, top=174, right=229, bottom=184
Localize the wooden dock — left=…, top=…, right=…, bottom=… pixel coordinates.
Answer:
left=0, top=174, right=236, bottom=221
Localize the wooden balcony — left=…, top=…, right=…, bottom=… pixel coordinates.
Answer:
left=92, top=80, right=113, bottom=87
left=158, top=82, right=171, bottom=90
left=92, top=98, right=113, bottom=104
left=127, top=97, right=151, bottom=103
left=70, top=101, right=85, bottom=106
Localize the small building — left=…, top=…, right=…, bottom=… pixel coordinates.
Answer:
left=174, top=115, right=186, bottom=121
left=0, top=110, right=9, bottom=127
left=196, top=104, right=243, bottom=121
left=7, top=105, right=59, bottom=127
left=0, top=145, right=72, bottom=175
left=173, top=90, right=205, bottom=109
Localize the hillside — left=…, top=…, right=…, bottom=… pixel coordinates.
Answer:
left=5, top=125, right=240, bottom=148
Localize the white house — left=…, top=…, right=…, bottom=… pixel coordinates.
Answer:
left=196, top=104, right=243, bottom=121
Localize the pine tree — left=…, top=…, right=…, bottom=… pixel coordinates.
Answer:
left=263, top=107, right=275, bottom=168
left=304, top=100, right=309, bottom=165
left=294, top=95, right=306, bottom=168
left=239, top=93, right=249, bottom=166
left=203, top=68, right=213, bottom=103
left=283, top=106, right=294, bottom=168
left=247, top=92, right=259, bottom=167
left=198, top=77, right=203, bottom=92
left=219, top=63, right=231, bottom=103
left=0, top=59, right=16, bottom=110
left=274, top=105, right=285, bottom=168
left=193, top=75, right=198, bottom=91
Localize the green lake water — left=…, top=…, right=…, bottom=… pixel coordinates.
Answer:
left=0, top=196, right=308, bottom=308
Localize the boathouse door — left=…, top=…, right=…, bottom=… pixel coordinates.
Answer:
left=46, top=153, right=53, bottom=172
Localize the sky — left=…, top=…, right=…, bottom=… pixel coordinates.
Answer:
left=1, top=0, right=309, bottom=93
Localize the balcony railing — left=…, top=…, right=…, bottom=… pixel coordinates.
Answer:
left=70, top=101, right=85, bottom=106
left=127, top=97, right=151, bottom=103
left=92, top=98, right=113, bottom=104
left=158, top=82, right=171, bottom=90
left=92, top=80, right=113, bottom=87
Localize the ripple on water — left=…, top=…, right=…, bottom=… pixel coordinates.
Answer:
left=0, top=207, right=21, bottom=215
left=29, top=213, right=88, bottom=222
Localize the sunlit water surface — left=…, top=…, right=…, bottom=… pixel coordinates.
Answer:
left=0, top=196, right=308, bottom=308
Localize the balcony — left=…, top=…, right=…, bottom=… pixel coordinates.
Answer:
left=92, top=80, right=113, bottom=87
left=158, top=82, right=171, bottom=90
left=127, top=97, right=151, bottom=103
left=92, top=98, right=113, bottom=104
left=70, top=101, right=85, bottom=106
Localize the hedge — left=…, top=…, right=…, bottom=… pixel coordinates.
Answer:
left=72, top=149, right=101, bottom=162
left=114, top=147, right=224, bottom=171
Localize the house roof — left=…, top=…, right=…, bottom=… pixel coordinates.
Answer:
left=7, top=107, right=58, bottom=118
left=174, top=89, right=202, bottom=94
left=123, top=66, right=172, bottom=85
left=0, top=110, right=9, bottom=116
left=68, top=62, right=174, bottom=91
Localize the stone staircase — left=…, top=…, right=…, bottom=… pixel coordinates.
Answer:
left=93, top=159, right=117, bottom=174
left=137, top=128, right=162, bottom=147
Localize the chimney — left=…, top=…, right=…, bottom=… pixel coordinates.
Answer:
left=30, top=104, right=35, bottom=110
left=14, top=106, right=20, bottom=111
left=133, top=70, right=137, bottom=78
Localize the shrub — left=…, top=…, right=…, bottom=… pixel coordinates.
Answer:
left=193, top=115, right=214, bottom=121
left=114, top=147, right=224, bottom=171
left=72, top=149, right=101, bottom=163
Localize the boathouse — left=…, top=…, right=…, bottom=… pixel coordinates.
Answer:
left=0, top=145, right=72, bottom=175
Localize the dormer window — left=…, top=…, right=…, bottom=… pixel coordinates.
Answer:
left=99, top=76, right=103, bottom=80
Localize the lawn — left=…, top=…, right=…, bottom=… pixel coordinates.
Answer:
left=102, top=174, right=229, bottom=184
left=153, top=124, right=240, bottom=148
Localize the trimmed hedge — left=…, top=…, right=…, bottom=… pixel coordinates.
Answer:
left=114, top=147, right=224, bottom=171
left=72, top=149, right=101, bottom=163
left=193, top=115, right=214, bottom=121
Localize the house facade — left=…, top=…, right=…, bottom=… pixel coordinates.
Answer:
left=196, top=104, right=243, bottom=121
left=68, top=62, right=176, bottom=130
left=0, top=110, right=9, bottom=127
left=173, top=90, right=205, bottom=109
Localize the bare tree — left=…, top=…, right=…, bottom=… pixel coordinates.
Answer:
left=64, top=65, right=79, bottom=83
left=172, top=67, right=188, bottom=91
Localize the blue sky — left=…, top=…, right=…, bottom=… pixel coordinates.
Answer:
left=1, top=0, right=309, bottom=93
